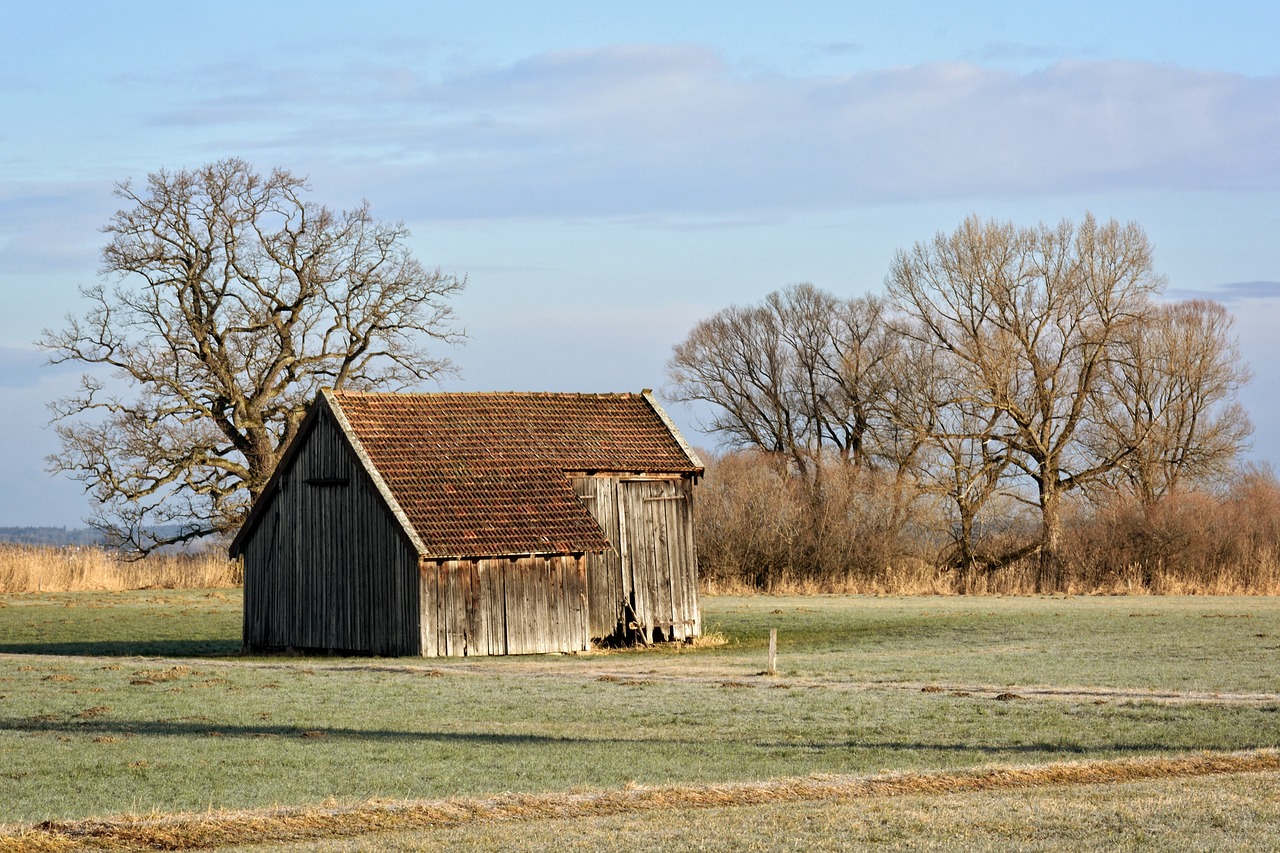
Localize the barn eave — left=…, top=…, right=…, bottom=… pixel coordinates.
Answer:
left=228, top=389, right=427, bottom=559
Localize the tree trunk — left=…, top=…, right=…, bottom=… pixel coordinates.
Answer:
left=956, top=506, right=976, bottom=594
left=1038, top=484, right=1064, bottom=592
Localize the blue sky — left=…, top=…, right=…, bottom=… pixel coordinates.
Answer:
left=2, top=1, right=1278, bottom=526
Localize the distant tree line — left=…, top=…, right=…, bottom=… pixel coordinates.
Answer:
left=670, top=215, right=1262, bottom=593
left=0, top=527, right=105, bottom=547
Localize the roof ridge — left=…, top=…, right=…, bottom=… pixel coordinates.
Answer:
left=330, top=389, right=641, bottom=399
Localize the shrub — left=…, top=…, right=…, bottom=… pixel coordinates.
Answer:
left=695, top=451, right=1280, bottom=596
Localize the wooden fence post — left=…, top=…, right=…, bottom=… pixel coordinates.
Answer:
left=767, top=627, right=777, bottom=675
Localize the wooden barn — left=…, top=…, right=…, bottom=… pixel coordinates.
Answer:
left=229, top=390, right=704, bottom=656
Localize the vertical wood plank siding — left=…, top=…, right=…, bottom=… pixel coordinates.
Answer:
left=573, top=477, right=626, bottom=638
left=420, top=555, right=589, bottom=655
left=574, top=475, right=700, bottom=644
left=241, top=409, right=421, bottom=655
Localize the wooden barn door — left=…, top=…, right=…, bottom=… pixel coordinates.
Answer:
left=574, top=477, right=626, bottom=640
left=618, top=479, right=700, bottom=643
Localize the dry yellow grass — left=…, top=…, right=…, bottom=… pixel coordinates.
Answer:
left=5, top=750, right=1278, bottom=852
left=0, top=544, right=241, bottom=593
left=700, top=557, right=1280, bottom=596
left=6, top=541, right=1273, bottom=598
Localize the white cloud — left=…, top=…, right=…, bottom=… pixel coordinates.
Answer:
left=22, top=46, right=1280, bottom=225
left=141, top=47, right=1279, bottom=220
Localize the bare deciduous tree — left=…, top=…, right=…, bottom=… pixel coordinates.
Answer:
left=1096, top=299, right=1252, bottom=504
left=888, top=334, right=1021, bottom=582
left=40, top=159, right=465, bottom=551
left=666, top=284, right=898, bottom=480
left=666, top=297, right=805, bottom=475
left=767, top=284, right=898, bottom=468
left=887, top=214, right=1164, bottom=590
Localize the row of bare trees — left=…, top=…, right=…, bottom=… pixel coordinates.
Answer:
left=670, top=215, right=1255, bottom=592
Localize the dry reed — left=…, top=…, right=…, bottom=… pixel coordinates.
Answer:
left=700, top=558, right=1280, bottom=597
left=695, top=450, right=1280, bottom=596
left=6, top=750, right=1278, bottom=852
left=0, top=544, right=241, bottom=593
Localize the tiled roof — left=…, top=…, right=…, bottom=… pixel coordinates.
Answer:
left=329, top=391, right=701, bottom=558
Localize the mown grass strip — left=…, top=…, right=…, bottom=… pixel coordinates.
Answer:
left=6, top=749, right=1279, bottom=852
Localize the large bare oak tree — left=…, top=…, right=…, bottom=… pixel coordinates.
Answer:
left=40, top=159, right=465, bottom=551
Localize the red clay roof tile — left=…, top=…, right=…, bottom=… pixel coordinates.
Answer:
left=329, top=391, right=699, bottom=558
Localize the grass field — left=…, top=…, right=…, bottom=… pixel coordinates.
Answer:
left=1, top=591, right=1278, bottom=849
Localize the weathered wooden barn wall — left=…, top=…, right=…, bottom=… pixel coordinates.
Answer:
left=241, top=408, right=421, bottom=655
left=420, top=555, right=589, bottom=656
left=573, top=476, right=624, bottom=638
left=574, top=475, right=700, bottom=644
left=623, top=477, right=700, bottom=642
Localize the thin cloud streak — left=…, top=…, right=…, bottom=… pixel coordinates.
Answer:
left=0, top=180, right=111, bottom=276
left=1169, top=281, right=1280, bottom=303
left=0, top=347, right=82, bottom=389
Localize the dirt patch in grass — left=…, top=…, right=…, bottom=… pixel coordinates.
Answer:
left=74, top=706, right=110, bottom=719
left=7, top=749, right=1279, bottom=852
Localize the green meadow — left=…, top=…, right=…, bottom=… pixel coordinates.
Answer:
left=1, top=591, right=1278, bottom=849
